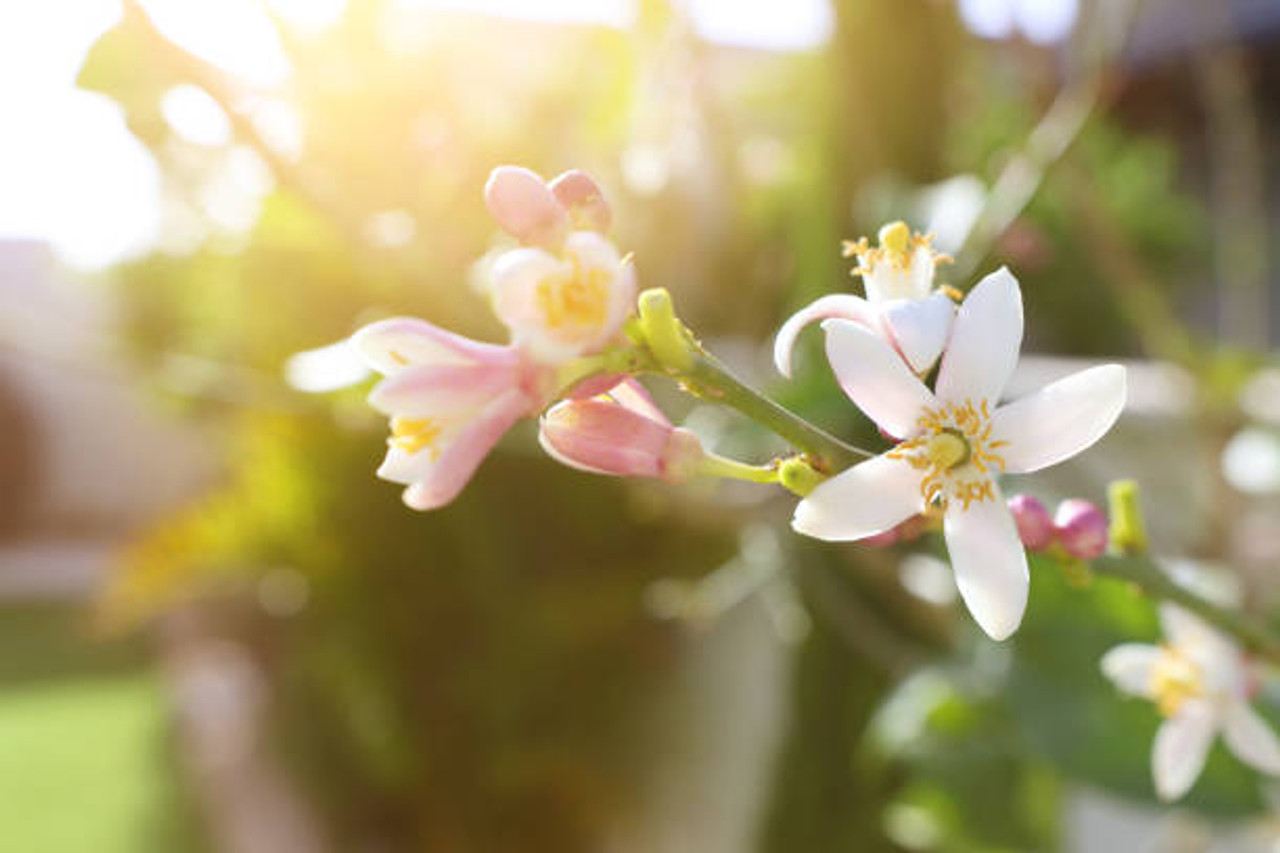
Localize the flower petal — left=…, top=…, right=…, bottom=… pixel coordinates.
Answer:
left=943, top=490, right=1028, bottom=641
left=352, top=317, right=513, bottom=375
left=284, top=339, right=371, bottom=392
left=1222, top=702, right=1280, bottom=776
left=1159, top=604, right=1240, bottom=676
left=1100, top=643, right=1162, bottom=698
left=879, top=292, right=956, bottom=374
left=1152, top=702, right=1217, bottom=801
left=772, top=294, right=878, bottom=378
left=602, top=377, right=669, bottom=425
left=935, top=267, right=1023, bottom=405
left=538, top=396, right=674, bottom=479
left=992, top=365, right=1127, bottom=474
left=367, top=360, right=519, bottom=418
left=398, top=389, right=530, bottom=510
left=822, top=319, right=936, bottom=438
left=792, top=454, right=921, bottom=541
left=484, top=165, right=568, bottom=245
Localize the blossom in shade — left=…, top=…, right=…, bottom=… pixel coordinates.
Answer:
left=774, top=221, right=957, bottom=377
left=484, top=166, right=636, bottom=364
left=1102, top=604, right=1280, bottom=801
left=1054, top=498, right=1108, bottom=559
left=1008, top=494, right=1054, bottom=551
left=790, top=268, right=1127, bottom=640
left=351, top=318, right=552, bottom=511
left=539, top=378, right=704, bottom=483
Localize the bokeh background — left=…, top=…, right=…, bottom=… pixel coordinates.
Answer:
left=2, top=0, right=1280, bottom=850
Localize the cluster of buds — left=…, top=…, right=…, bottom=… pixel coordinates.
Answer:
left=1006, top=494, right=1109, bottom=559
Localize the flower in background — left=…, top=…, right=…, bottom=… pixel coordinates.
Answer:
left=485, top=166, right=636, bottom=364
left=351, top=318, right=552, bottom=511
left=1102, top=604, right=1280, bottom=801
left=774, top=221, right=957, bottom=377
left=791, top=268, right=1126, bottom=640
left=539, top=378, right=704, bottom=483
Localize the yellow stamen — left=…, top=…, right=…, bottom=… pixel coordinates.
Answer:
left=536, top=257, right=610, bottom=330
left=1149, top=649, right=1204, bottom=718
left=890, top=398, right=1008, bottom=513
left=389, top=416, right=443, bottom=457
left=878, top=220, right=910, bottom=255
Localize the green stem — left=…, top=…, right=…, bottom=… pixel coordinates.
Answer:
left=1091, top=554, right=1280, bottom=665
left=697, top=453, right=779, bottom=485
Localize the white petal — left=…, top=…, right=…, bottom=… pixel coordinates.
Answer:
left=284, top=339, right=371, bottom=392
left=772, top=294, right=877, bottom=378
left=992, top=365, right=1127, bottom=474
left=1152, top=702, right=1217, bottom=801
left=1222, top=702, right=1280, bottom=776
left=1100, top=644, right=1162, bottom=698
left=879, top=293, right=956, bottom=374
left=935, top=267, right=1023, bottom=405
left=1159, top=604, right=1239, bottom=673
left=822, top=319, right=935, bottom=438
left=352, top=317, right=507, bottom=374
left=943, top=489, right=1028, bottom=641
left=792, top=454, right=921, bottom=541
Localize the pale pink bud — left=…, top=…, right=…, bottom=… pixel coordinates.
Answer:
left=549, top=170, right=612, bottom=233
left=538, top=379, right=703, bottom=483
left=484, top=165, right=569, bottom=247
left=1054, top=499, right=1108, bottom=560
left=1007, top=494, right=1054, bottom=551
left=859, top=514, right=927, bottom=548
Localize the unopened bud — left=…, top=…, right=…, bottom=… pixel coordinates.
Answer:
left=549, top=170, right=612, bottom=233
left=484, top=165, right=569, bottom=247
left=1054, top=499, right=1108, bottom=560
left=1008, top=494, right=1054, bottom=551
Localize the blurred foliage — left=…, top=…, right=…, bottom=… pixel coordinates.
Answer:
left=76, top=0, right=1268, bottom=849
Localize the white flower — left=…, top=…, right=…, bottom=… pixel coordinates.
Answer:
left=1102, top=604, right=1280, bottom=801
left=791, top=268, right=1127, bottom=640
left=774, top=221, right=957, bottom=377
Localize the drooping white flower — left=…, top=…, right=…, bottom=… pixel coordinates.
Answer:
left=774, top=221, right=957, bottom=377
left=791, top=268, right=1126, bottom=640
left=1102, top=604, right=1280, bottom=801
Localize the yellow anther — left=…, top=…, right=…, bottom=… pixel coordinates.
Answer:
left=1149, top=650, right=1204, bottom=718
left=924, top=431, right=968, bottom=471
left=537, top=260, right=610, bottom=330
left=878, top=220, right=911, bottom=255
left=389, top=416, right=443, bottom=456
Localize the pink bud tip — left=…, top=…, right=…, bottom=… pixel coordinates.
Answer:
left=1008, top=494, right=1055, bottom=551
left=484, top=165, right=569, bottom=246
left=549, top=170, right=612, bottom=233
left=1054, top=499, right=1108, bottom=560
left=859, top=514, right=926, bottom=548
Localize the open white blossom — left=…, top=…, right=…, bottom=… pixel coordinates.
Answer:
left=1102, top=604, right=1280, bottom=801
left=774, top=221, right=957, bottom=377
left=791, top=268, right=1126, bottom=640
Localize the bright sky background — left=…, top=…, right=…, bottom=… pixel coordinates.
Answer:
left=0, top=0, right=1074, bottom=271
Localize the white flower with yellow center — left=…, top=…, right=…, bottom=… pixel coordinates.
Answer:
left=1102, top=604, right=1280, bottom=801
left=791, top=268, right=1127, bottom=640
left=774, top=221, right=958, bottom=377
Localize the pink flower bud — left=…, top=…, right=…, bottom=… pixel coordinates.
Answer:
left=1007, top=493, right=1054, bottom=551
left=1054, top=499, right=1108, bottom=560
left=549, top=170, right=612, bottom=233
left=484, top=165, right=569, bottom=246
left=538, top=379, right=703, bottom=483
left=859, top=514, right=927, bottom=548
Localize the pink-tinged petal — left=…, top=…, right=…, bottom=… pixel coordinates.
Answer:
left=935, top=267, right=1024, bottom=405
left=352, top=317, right=514, bottom=375
left=879, top=292, right=956, bottom=374
left=484, top=165, right=569, bottom=245
left=549, top=170, right=612, bottom=233
left=398, top=389, right=530, bottom=510
left=1006, top=493, right=1055, bottom=550
left=943, top=489, right=1028, bottom=641
left=1054, top=499, right=1109, bottom=560
left=565, top=230, right=636, bottom=349
left=367, top=360, right=520, bottom=418
left=1222, top=702, right=1280, bottom=776
left=1100, top=643, right=1162, bottom=698
left=566, top=372, right=625, bottom=400
left=792, top=454, right=921, bottom=541
left=538, top=397, right=682, bottom=479
left=284, top=339, right=371, bottom=392
left=1153, top=702, right=1217, bottom=801
left=772, top=294, right=877, bottom=378
left=601, top=377, right=669, bottom=425
left=992, top=365, right=1127, bottom=474
left=822, top=319, right=936, bottom=439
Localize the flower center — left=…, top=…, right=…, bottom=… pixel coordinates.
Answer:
left=1149, top=648, right=1204, bottom=718
left=389, top=416, right=443, bottom=458
left=536, top=256, right=609, bottom=331
left=887, top=399, right=1008, bottom=513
